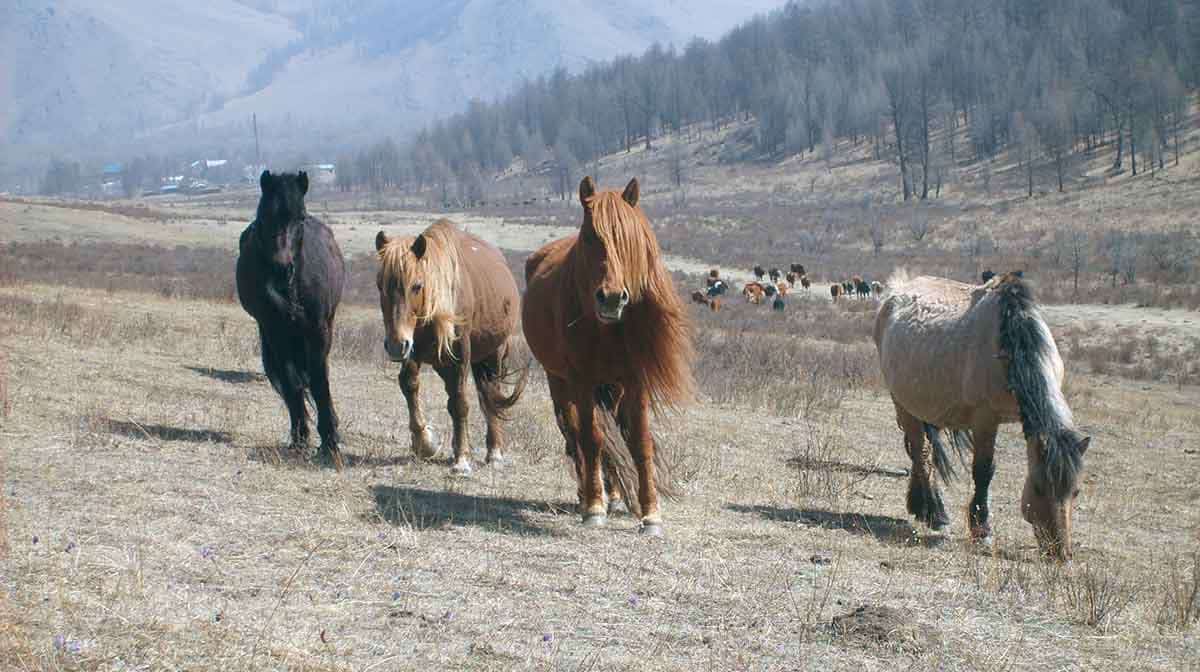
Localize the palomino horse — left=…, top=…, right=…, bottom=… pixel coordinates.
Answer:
left=375, top=219, right=526, bottom=476
left=874, top=272, right=1089, bottom=560
left=237, top=171, right=346, bottom=466
left=523, top=177, right=694, bottom=535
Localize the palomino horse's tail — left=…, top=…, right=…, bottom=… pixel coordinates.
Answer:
left=594, top=385, right=678, bottom=518
left=996, top=274, right=1086, bottom=498
left=475, top=343, right=530, bottom=422
left=923, top=423, right=972, bottom=483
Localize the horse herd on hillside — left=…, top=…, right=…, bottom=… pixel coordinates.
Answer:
left=690, top=263, right=887, bottom=313
left=236, top=170, right=1088, bottom=559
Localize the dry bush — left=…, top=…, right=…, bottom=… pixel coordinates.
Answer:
left=1156, top=551, right=1200, bottom=630
left=1058, top=559, right=1142, bottom=631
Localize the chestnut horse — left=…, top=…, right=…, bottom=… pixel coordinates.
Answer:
left=375, top=220, right=527, bottom=476
left=523, top=177, right=694, bottom=535
left=237, top=171, right=345, bottom=466
left=875, top=272, right=1090, bottom=560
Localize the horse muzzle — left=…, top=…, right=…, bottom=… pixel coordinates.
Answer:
left=384, top=337, right=413, bottom=362
left=594, top=288, right=630, bottom=324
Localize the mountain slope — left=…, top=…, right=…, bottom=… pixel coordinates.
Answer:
left=2, top=0, right=783, bottom=165
left=0, top=0, right=297, bottom=151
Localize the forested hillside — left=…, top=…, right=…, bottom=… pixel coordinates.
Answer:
left=338, top=0, right=1197, bottom=203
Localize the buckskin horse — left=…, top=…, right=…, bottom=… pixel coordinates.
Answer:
left=874, top=272, right=1090, bottom=560
left=375, top=219, right=527, bottom=476
left=523, top=177, right=694, bottom=535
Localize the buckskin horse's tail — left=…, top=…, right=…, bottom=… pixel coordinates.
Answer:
left=474, top=341, right=529, bottom=422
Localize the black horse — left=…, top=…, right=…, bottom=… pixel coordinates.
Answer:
left=237, top=171, right=346, bottom=466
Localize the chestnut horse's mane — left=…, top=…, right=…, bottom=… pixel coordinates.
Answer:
left=377, top=220, right=462, bottom=361
left=580, top=190, right=695, bottom=414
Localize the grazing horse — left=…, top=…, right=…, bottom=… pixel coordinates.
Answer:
left=874, top=272, right=1090, bottom=560
left=768, top=268, right=782, bottom=283
left=791, top=263, right=806, bottom=276
left=691, top=290, right=721, bottom=311
left=523, top=177, right=694, bottom=535
left=743, top=282, right=766, bottom=304
left=375, top=219, right=527, bottom=475
left=830, top=283, right=842, bottom=302
left=753, top=265, right=766, bottom=281
left=800, top=274, right=812, bottom=292
left=237, top=171, right=345, bottom=466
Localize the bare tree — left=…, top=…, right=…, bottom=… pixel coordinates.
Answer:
left=1056, top=228, right=1089, bottom=297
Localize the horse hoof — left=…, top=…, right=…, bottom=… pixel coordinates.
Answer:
left=581, top=513, right=607, bottom=528
left=318, top=446, right=344, bottom=472
left=486, top=453, right=510, bottom=468
left=449, top=461, right=473, bottom=477
left=639, top=523, right=664, bottom=537
left=412, top=427, right=439, bottom=459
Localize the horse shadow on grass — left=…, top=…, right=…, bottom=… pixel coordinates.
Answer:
left=726, top=503, right=940, bottom=547
left=183, top=365, right=266, bottom=385
left=371, top=485, right=569, bottom=537
left=102, top=418, right=233, bottom=445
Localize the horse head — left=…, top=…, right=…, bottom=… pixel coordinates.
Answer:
left=575, top=176, right=650, bottom=325
left=375, top=223, right=460, bottom=362
left=1021, top=430, right=1090, bottom=560
left=254, top=170, right=308, bottom=268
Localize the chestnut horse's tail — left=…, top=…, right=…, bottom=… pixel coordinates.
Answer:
left=474, top=342, right=529, bottom=422
left=594, top=385, right=678, bottom=518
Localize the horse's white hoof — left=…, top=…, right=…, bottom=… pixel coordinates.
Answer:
left=639, top=522, right=664, bottom=537
left=449, top=460, right=473, bottom=477
left=581, top=513, right=607, bottom=528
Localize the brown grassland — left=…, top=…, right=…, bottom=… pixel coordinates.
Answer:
left=2, top=127, right=1199, bottom=670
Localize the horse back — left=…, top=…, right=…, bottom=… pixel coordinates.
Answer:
left=453, top=229, right=521, bottom=357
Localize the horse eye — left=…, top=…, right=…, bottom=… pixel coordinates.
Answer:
left=411, top=283, right=423, bottom=293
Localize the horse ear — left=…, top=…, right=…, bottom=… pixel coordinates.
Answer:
left=375, top=230, right=390, bottom=252
left=298, top=171, right=309, bottom=195
left=259, top=170, right=272, bottom=192
left=411, top=233, right=428, bottom=259
left=622, top=177, right=639, bottom=207
left=578, top=176, right=595, bottom=208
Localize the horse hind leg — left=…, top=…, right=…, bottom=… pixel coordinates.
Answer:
left=896, top=404, right=950, bottom=532
left=471, top=353, right=508, bottom=466
left=399, top=359, right=438, bottom=459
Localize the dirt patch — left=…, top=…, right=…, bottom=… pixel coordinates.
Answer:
left=830, top=604, right=939, bottom=655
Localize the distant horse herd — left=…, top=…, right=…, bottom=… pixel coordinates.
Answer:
left=691, top=262, right=886, bottom=314
left=234, top=170, right=1087, bottom=557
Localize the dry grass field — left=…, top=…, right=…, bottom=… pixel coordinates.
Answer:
left=2, top=130, right=1200, bottom=669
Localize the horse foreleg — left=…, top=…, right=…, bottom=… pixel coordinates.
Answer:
left=262, top=328, right=309, bottom=450
left=436, top=360, right=472, bottom=476
left=307, top=327, right=341, bottom=467
left=399, top=359, right=437, bottom=459
left=897, top=404, right=949, bottom=532
left=548, top=375, right=584, bottom=507
left=576, top=387, right=606, bottom=526
left=623, top=392, right=663, bottom=536
left=969, top=421, right=998, bottom=545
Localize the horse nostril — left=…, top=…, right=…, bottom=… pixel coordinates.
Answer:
left=595, top=289, right=606, bottom=304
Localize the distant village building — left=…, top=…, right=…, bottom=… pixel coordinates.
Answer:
left=188, top=159, right=238, bottom=184
left=302, top=163, right=337, bottom=186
